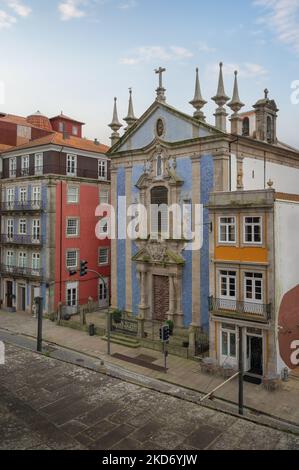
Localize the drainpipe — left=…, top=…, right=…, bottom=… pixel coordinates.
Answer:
left=58, top=146, right=65, bottom=304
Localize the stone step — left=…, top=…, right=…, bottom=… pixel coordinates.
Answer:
left=102, top=334, right=140, bottom=349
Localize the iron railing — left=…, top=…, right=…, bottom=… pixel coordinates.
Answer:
left=0, top=200, right=45, bottom=212
left=0, top=263, right=43, bottom=278
left=0, top=234, right=43, bottom=246
left=209, top=296, right=271, bottom=321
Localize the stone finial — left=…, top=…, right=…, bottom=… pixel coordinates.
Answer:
left=189, top=67, right=207, bottom=121
left=228, top=71, right=245, bottom=135
left=212, top=62, right=230, bottom=132
left=155, top=67, right=166, bottom=102
left=108, top=97, right=122, bottom=146
left=264, top=88, right=269, bottom=99
left=267, top=178, right=274, bottom=188
left=124, top=88, right=137, bottom=130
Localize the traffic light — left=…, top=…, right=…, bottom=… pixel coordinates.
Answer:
left=69, top=270, right=77, bottom=277
left=159, top=325, right=170, bottom=343
left=80, top=260, right=88, bottom=277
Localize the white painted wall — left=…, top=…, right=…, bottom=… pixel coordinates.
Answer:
left=275, top=200, right=299, bottom=371
left=243, top=157, right=299, bottom=194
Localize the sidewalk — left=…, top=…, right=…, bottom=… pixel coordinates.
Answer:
left=1, top=310, right=299, bottom=427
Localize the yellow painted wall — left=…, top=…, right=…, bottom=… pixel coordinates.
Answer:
left=215, top=246, right=268, bottom=263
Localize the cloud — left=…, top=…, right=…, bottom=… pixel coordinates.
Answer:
left=6, top=0, right=31, bottom=17
left=120, top=45, right=193, bottom=65
left=119, top=0, right=137, bottom=9
left=208, top=62, right=268, bottom=79
left=197, top=41, right=216, bottom=53
left=254, top=0, right=299, bottom=54
left=0, top=9, right=16, bottom=28
left=58, top=0, right=86, bottom=21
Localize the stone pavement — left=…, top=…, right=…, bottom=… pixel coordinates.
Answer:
left=1, top=343, right=299, bottom=450
left=1, top=310, right=299, bottom=427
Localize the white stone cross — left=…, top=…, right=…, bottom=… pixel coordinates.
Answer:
left=155, top=67, right=166, bottom=89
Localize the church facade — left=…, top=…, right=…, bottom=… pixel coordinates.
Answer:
left=107, top=64, right=299, bottom=365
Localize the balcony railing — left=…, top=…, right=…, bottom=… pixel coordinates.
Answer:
left=208, top=296, right=271, bottom=322
left=0, top=263, right=43, bottom=279
left=0, top=234, right=43, bottom=246
left=5, top=165, right=109, bottom=181
left=0, top=200, right=45, bottom=212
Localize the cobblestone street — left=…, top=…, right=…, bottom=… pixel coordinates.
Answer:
left=0, top=343, right=299, bottom=450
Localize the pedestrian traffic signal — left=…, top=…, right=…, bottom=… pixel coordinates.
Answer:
left=80, top=260, right=88, bottom=277
left=159, top=325, right=170, bottom=343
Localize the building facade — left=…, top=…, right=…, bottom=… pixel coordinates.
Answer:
left=0, top=112, right=110, bottom=315
left=108, top=65, right=299, bottom=366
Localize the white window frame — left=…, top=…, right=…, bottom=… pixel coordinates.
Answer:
left=6, top=250, right=14, bottom=267
left=9, top=157, right=16, bottom=178
left=59, top=122, right=64, bottom=132
left=21, top=155, right=30, bottom=176
left=243, top=216, right=263, bottom=245
left=32, top=253, right=40, bottom=271
left=66, top=154, right=77, bottom=176
left=19, top=219, right=27, bottom=235
left=221, top=323, right=237, bottom=359
left=218, top=216, right=236, bottom=244
left=7, top=187, right=15, bottom=206
left=34, top=153, right=43, bottom=176
left=98, top=160, right=107, bottom=180
left=32, top=186, right=41, bottom=206
left=66, top=218, right=79, bottom=237
left=67, top=185, right=79, bottom=204
left=244, top=272, right=263, bottom=304
left=99, top=219, right=108, bottom=236
left=66, top=250, right=78, bottom=269
left=32, top=219, right=41, bottom=242
left=19, top=187, right=27, bottom=204
left=66, top=282, right=78, bottom=307
left=18, top=251, right=27, bottom=268
left=7, top=219, right=14, bottom=239
left=72, top=125, right=78, bottom=136
left=98, top=247, right=109, bottom=266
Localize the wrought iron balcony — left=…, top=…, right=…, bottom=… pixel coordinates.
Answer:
left=0, top=234, right=43, bottom=246
left=0, top=263, right=43, bottom=279
left=208, top=296, right=271, bottom=323
left=0, top=200, right=45, bottom=212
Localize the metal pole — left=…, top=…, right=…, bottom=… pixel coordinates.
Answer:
left=107, top=308, right=111, bottom=356
left=238, top=326, right=244, bottom=416
left=36, top=297, right=43, bottom=352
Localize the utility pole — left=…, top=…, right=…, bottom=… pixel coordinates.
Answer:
left=36, top=297, right=43, bottom=352
left=238, top=326, right=244, bottom=416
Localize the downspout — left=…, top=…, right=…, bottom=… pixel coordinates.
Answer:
left=59, top=146, right=65, bottom=304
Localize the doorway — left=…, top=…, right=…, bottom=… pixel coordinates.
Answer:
left=98, top=278, right=109, bottom=308
left=6, top=281, right=13, bottom=308
left=153, top=275, right=169, bottom=322
left=18, top=285, right=26, bottom=312
left=247, top=335, right=263, bottom=376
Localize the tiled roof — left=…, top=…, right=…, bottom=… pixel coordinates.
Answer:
left=0, top=144, right=14, bottom=151
left=1, top=132, right=109, bottom=154
left=50, top=113, right=85, bottom=124
left=0, top=113, right=41, bottom=128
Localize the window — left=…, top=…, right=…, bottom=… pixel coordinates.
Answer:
left=98, top=248, right=109, bottom=265
left=150, top=186, right=168, bottom=235
left=72, top=125, right=78, bottom=136
left=35, top=153, right=43, bottom=175
left=7, top=219, right=13, bottom=239
left=9, top=157, right=16, bottom=178
left=221, top=323, right=237, bottom=358
left=156, top=155, right=162, bottom=177
left=19, top=219, right=27, bottom=235
left=59, top=122, right=64, bottom=132
left=244, top=217, right=262, bottom=244
left=245, top=272, right=263, bottom=303
left=6, top=250, right=14, bottom=267
left=67, top=186, right=79, bottom=204
left=18, top=252, right=27, bottom=268
left=219, top=271, right=237, bottom=310
left=19, top=187, right=27, bottom=204
left=32, top=253, right=40, bottom=271
left=66, top=250, right=78, bottom=269
left=99, top=219, right=108, bottom=235
left=32, top=219, right=40, bottom=242
left=66, top=218, right=79, bottom=236
left=66, top=282, right=78, bottom=307
left=7, top=188, right=15, bottom=206
left=99, top=190, right=109, bottom=205
left=219, top=217, right=236, bottom=243
left=32, top=186, right=41, bottom=205
left=66, top=154, right=77, bottom=176
left=21, top=155, right=29, bottom=176
left=242, top=117, right=250, bottom=136
left=98, top=160, right=107, bottom=180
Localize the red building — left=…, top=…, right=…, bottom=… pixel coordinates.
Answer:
left=0, top=111, right=110, bottom=315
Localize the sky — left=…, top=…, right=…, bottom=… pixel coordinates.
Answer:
left=0, top=0, right=299, bottom=147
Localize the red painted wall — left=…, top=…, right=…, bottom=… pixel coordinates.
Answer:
left=50, top=118, right=83, bottom=138
left=54, top=181, right=110, bottom=309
